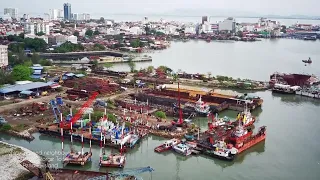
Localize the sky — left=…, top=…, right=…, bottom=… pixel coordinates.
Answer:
left=1, top=0, right=319, bottom=17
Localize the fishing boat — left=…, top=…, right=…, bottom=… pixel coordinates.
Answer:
left=63, top=150, right=92, bottom=166
left=100, top=153, right=126, bottom=168
left=203, top=141, right=238, bottom=161
left=154, top=138, right=180, bottom=153
left=172, top=143, right=192, bottom=156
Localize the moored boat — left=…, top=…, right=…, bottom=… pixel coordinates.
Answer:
left=99, top=153, right=126, bottom=168
left=232, top=126, right=266, bottom=154
left=172, top=143, right=192, bottom=156
left=193, top=96, right=211, bottom=116
left=203, top=141, right=238, bottom=161
left=154, top=138, right=180, bottom=153
left=63, top=151, right=92, bottom=166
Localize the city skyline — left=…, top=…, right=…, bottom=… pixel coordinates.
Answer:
left=1, top=0, right=319, bottom=18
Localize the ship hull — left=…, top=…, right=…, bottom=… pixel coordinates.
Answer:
left=272, top=89, right=295, bottom=94
left=203, top=150, right=236, bottom=161
left=154, top=146, right=171, bottom=153
left=237, top=134, right=266, bottom=154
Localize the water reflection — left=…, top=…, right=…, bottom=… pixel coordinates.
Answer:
left=201, top=140, right=265, bottom=169
left=271, top=93, right=320, bottom=106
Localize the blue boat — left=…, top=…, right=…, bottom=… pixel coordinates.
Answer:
left=184, top=134, right=195, bottom=141
left=129, top=134, right=140, bottom=148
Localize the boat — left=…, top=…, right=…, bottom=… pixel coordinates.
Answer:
left=272, top=83, right=300, bottom=94
left=193, top=96, right=211, bottom=116
left=172, top=143, right=192, bottom=156
left=232, top=126, right=266, bottom=154
left=128, top=134, right=140, bottom=148
left=269, top=73, right=312, bottom=87
left=185, top=141, right=197, bottom=148
left=236, top=105, right=256, bottom=127
left=203, top=141, right=238, bottom=161
left=63, top=150, right=92, bottom=166
left=302, top=57, right=312, bottom=64
left=229, top=125, right=252, bottom=143
left=208, top=113, right=231, bottom=130
left=184, top=134, right=195, bottom=141
left=100, top=153, right=126, bottom=168
left=154, top=138, right=180, bottom=153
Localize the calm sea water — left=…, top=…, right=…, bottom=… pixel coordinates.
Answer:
left=112, top=39, right=320, bottom=81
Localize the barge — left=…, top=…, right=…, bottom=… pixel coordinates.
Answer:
left=63, top=151, right=92, bottom=166
left=100, top=153, right=126, bottom=168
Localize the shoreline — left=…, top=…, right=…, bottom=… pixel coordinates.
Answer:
left=0, top=141, right=43, bottom=180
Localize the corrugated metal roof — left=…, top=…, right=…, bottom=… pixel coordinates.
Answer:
left=33, top=70, right=42, bottom=75
left=31, top=66, right=44, bottom=70
left=20, top=90, right=33, bottom=95
left=0, top=82, right=55, bottom=94
left=31, top=74, right=42, bottom=79
left=75, top=74, right=85, bottom=78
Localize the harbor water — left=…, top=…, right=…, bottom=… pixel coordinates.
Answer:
left=112, top=39, right=320, bottom=81
left=1, top=90, right=320, bottom=180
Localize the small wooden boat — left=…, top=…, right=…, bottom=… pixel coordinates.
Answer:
left=63, top=151, right=92, bottom=166
left=100, top=153, right=126, bottom=168
left=154, top=138, right=180, bottom=153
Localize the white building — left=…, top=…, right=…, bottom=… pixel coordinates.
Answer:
left=218, top=17, right=236, bottom=32
left=49, top=9, right=61, bottom=20
left=129, top=26, right=143, bottom=35
left=4, top=8, right=18, bottom=19
left=0, top=45, right=8, bottom=68
left=66, top=35, right=77, bottom=44
left=25, top=22, right=50, bottom=35
left=73, top=13, right=90, bottom=21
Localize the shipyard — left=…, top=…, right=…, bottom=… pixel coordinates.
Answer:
left=1, top=1, right=320, bottom=180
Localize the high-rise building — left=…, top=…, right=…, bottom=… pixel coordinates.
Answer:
left=0, top=45, right=8, bottom=68
left=4, top=8, right=18, bottom=19
left=63, top=3, right=71, bottom=20
left=49, top=9, right=61, bottom=20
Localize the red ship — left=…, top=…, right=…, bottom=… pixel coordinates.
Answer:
left=154, top=139, right=180, bottom=153
left=269, top=73, right=311, bottom=87
left=231, top=126, right=266, bottom=154
left=229, top=126, right=253, bottom=143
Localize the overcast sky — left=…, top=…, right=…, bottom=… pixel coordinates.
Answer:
left=2, top=0, right=319, bottom=16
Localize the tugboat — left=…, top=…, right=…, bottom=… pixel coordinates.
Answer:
left=302, top=57, right=312, bottom=64
left=172, top=143, right=192, bottom=156
left=207, top=113, right=230, bottom=130
left=229, top=125, right=253, bottom=143
left=232, top=126, right=267, bottom=154
left=236, top=104, right=256, bottom=127
left=203, top=141, right=238, bottom=161
left=193, top=96, right=211, bottom=116
left=154, top=138, right=180, bottom=153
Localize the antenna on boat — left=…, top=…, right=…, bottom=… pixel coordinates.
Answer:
left=89, top=113, right=92, bottom=153
left=59, top=113, right=64, bottom=163
left=178, top=81, right=183, bottom=124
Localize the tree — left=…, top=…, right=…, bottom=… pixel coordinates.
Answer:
left=155, top=111, right=166, bottom=119
left=98, top=17, right=105, bottom=23
left=85, top=29, right=94, bottom=37
left=104, top=62, right=113, bottom=70
left=130, top=39, right=142, bottom=48
left=39, top=59, right=52, bottom=66
left=31, top=53, right=41, bottom=64
left=94, top=30, right=100, bottom=35
left=73, top=31, right=80, bottom=37
left=207, top=72, right=212, bottom=79
left=18, top=33, right=25, bottom=39
left=146, top=66, right=154, bottom=73
left=128, top=59, right=136, bottom=73
left=0, top=70, right=15, bottom=85
left=12, top=65, right=32, bottom=81
left=172, top=73, right=178, bottom=81
left=36, top=31, right=45, bottom=36
left=93, top=43, right=105, bottom=51
left=60, top=22, right=65, bottom=28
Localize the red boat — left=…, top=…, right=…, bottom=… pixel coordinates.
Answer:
left=154, top=138, right=180, bottom=153
left=229, top=126, right=253, bottom=143
left=99, top=153, right=126, bottom=168
left=233, top=126, right=266, bottom=154
left=236, top=107, right=256, bottom=127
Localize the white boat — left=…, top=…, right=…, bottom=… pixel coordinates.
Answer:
left=194, top=96, right=211, bottom=116
left=204, top=141, right=238, bottom=161
left=172, top=143, right=192, bottom=156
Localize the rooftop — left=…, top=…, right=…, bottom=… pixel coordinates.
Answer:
left=0, top=82, right=55, bottom=94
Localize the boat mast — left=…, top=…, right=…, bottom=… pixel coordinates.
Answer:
left=60, top=113, right=64, bottom=162
left=178, top=81, right=183, bottom=124
left=89, top=113, right=92, bottom=153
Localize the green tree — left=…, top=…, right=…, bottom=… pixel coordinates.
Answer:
left=98, top=17, right=105, bottom=23
left=104, top=62, right=113, bottom=70
left=85, top=29, right=94, bottom=37
left=12, top=65, right=32, bottom=81
left=93, top=43, right=105, bottom=51
left=154, top=111, right=166, bottom=119
left=146, top=66, right=154, bottom=73
left=94, top=30, right=100, bottom=35
left=128, top=59, right=136, bottom=73
left=18, top=33, right=25, bottom=39
left=90, top=60, right=99, bottom=69
left=73, top=31, right=80, bottom=37
left=36, top=31, right=45, bottom=36
left=130, top=39, right=142, bottom=48
left=60, top=22, right=65, bottom=28
left=172, top=73, right=179, bottom=81
left=8, top=42, right=25, bottom=53
left=0, top=70, right=15, bottom=85
left=39, top=59, right=52, bottom=66
left=31, top=53, right=41, bottom=64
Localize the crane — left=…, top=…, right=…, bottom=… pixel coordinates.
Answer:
left=87, top=166, right=155, bottom=180
left=62, top=91, right=99, bottom=130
